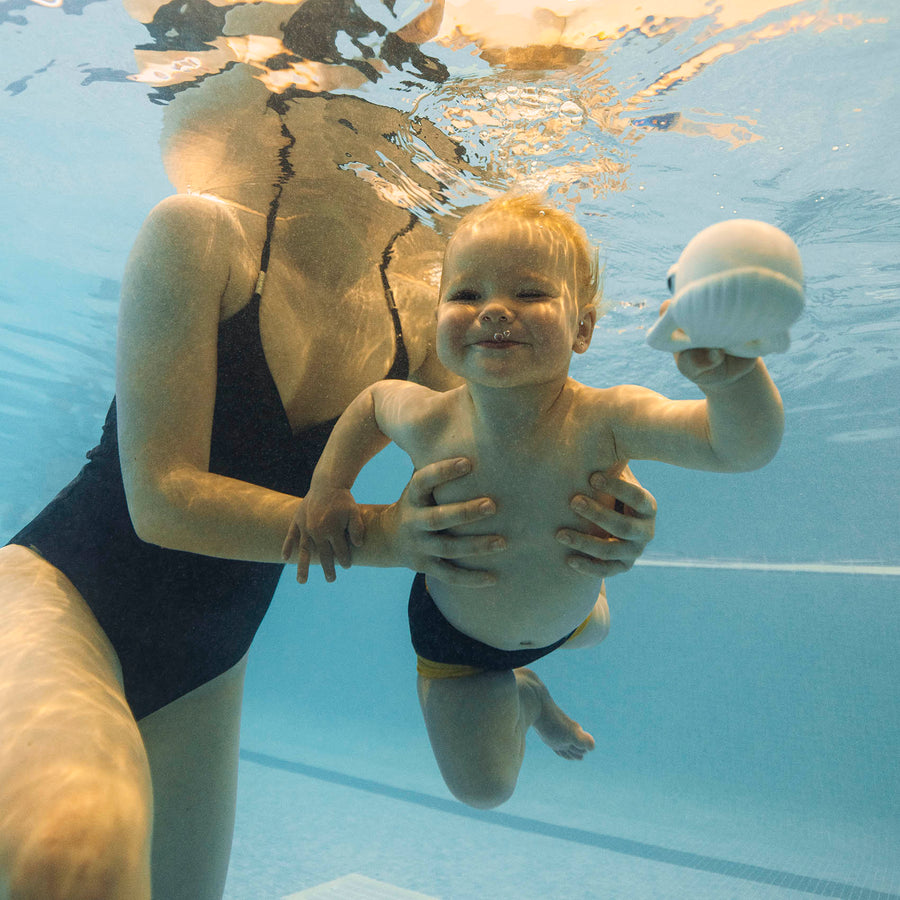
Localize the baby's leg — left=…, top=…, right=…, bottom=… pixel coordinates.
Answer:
left=562, top=588, right=610, bottom=650
left=417, top=667, right=594, bottom=810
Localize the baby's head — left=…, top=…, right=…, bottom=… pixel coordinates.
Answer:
left=442, top=193, right=600, bottom=310
left=436, top=193, right=600, bottom=386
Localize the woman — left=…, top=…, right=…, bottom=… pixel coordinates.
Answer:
left=0, top=57, right=657, bottom=900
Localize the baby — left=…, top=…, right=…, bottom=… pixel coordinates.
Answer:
left=283, top=194, right=784, bottom=809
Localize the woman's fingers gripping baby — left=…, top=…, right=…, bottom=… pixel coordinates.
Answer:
left=390, top=457, right=504, bottom=587
left=557, top=468, right=657, bottom=578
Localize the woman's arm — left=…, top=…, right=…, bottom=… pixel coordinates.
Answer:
left=117, top=194, right=306, bottom=563
left=116, top=196, right=501, bottom=571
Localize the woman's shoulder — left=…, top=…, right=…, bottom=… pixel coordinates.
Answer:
left=142, top=193, right=245, bottom=243
left=129, top=195, right=242, bottom=272
left=129, top=194, right=262, bottom=319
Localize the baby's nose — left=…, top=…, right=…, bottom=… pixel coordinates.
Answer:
left=479, top=301, right=513, bottom=323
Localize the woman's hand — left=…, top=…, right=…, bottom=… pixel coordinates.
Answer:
left=556, top=467, right=657, bottom=578
left=363, top=457, right=504, bottom=586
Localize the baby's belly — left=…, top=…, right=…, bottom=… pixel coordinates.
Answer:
left=427, top=521, right=608, bottom=650
left=424, top=437, right=619, bottom=650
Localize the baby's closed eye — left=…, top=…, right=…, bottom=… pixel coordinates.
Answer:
left=447, top=289, right=480, bottom=303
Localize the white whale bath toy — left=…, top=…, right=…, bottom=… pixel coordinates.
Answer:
left=646, top=219, right=805, bottom=358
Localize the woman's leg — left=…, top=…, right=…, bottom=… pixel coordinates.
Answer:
left=0, top=545, right=153, bottom=900
left=417, top=667, right=594, bottom=810
left=138, top=652, right=247, bottom=900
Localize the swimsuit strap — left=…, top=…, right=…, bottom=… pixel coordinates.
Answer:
left=251, top=121, right=297, bottom=303
left=253, top=108, right=412, bottom=383
left=379, top=211, right=417, bottom=381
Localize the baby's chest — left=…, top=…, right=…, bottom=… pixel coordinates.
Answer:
left=420, top=420, right=616, bottom=539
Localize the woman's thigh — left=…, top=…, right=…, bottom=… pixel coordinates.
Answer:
left=0, top=544, right=152, bottom=900
left=138, top=652, right=247, bottom=900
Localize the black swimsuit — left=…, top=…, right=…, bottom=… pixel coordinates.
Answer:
left=8, top=216, right=412, bottom=720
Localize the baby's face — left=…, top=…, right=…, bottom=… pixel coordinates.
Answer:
left=436, top=214, right=585, bottom=388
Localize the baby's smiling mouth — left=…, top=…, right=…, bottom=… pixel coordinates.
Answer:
left=476, top=339, right=521, bottom=349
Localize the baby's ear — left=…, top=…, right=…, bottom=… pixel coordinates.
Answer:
left=573, top=305, right=597, bottom=354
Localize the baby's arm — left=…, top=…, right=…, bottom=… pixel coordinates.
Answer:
left=282, top=380, right=433, bottom=582
left=609, top=351, right=784, bottom=472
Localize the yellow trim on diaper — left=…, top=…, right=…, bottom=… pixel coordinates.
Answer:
left=416, top=609, right=594, bottom=679
left=416, top=656, right=486, bottom=680
left=565, top=613, right=593, bottom=644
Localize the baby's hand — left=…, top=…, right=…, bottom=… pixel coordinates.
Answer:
left=675, top=346, right=757, bottom=391
left=656, top=298, right=757, bottom=390
left=281, top=487, right=365, bottom=584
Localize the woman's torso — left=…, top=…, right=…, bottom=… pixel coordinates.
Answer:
left=218, top=198, right=445, bottom=431
left=7, top=193, right=431, bottom=719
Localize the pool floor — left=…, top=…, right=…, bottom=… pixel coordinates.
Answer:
left=225, top=738, right=900, bottom=900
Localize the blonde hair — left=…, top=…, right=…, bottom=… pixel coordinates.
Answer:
left=450, top=193, right=601, bottom=308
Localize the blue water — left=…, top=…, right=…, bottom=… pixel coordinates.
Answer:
left=1, top=1, right=898, bottom=897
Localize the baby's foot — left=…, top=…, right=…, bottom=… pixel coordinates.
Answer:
left=517, top=668, right=595, bottom=760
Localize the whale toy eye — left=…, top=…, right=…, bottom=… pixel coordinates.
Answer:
left=666, top=265, right=678, bottom=295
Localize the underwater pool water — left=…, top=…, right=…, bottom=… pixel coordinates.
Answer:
left=1, top=1, right=898, bottom=897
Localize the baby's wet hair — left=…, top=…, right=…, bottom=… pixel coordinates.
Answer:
left=451, top=192, right=601, bottom=308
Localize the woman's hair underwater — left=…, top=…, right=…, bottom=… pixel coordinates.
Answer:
left=449, top=192, right=602, bottom=309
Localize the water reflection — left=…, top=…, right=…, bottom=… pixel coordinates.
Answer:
left=1, top=0, right=893, bottom=430
left=4, top=0, right=880, bottom=214
left=2, top=1, right=896, bottom=410
left=112, top=0, right=882, bottom=204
